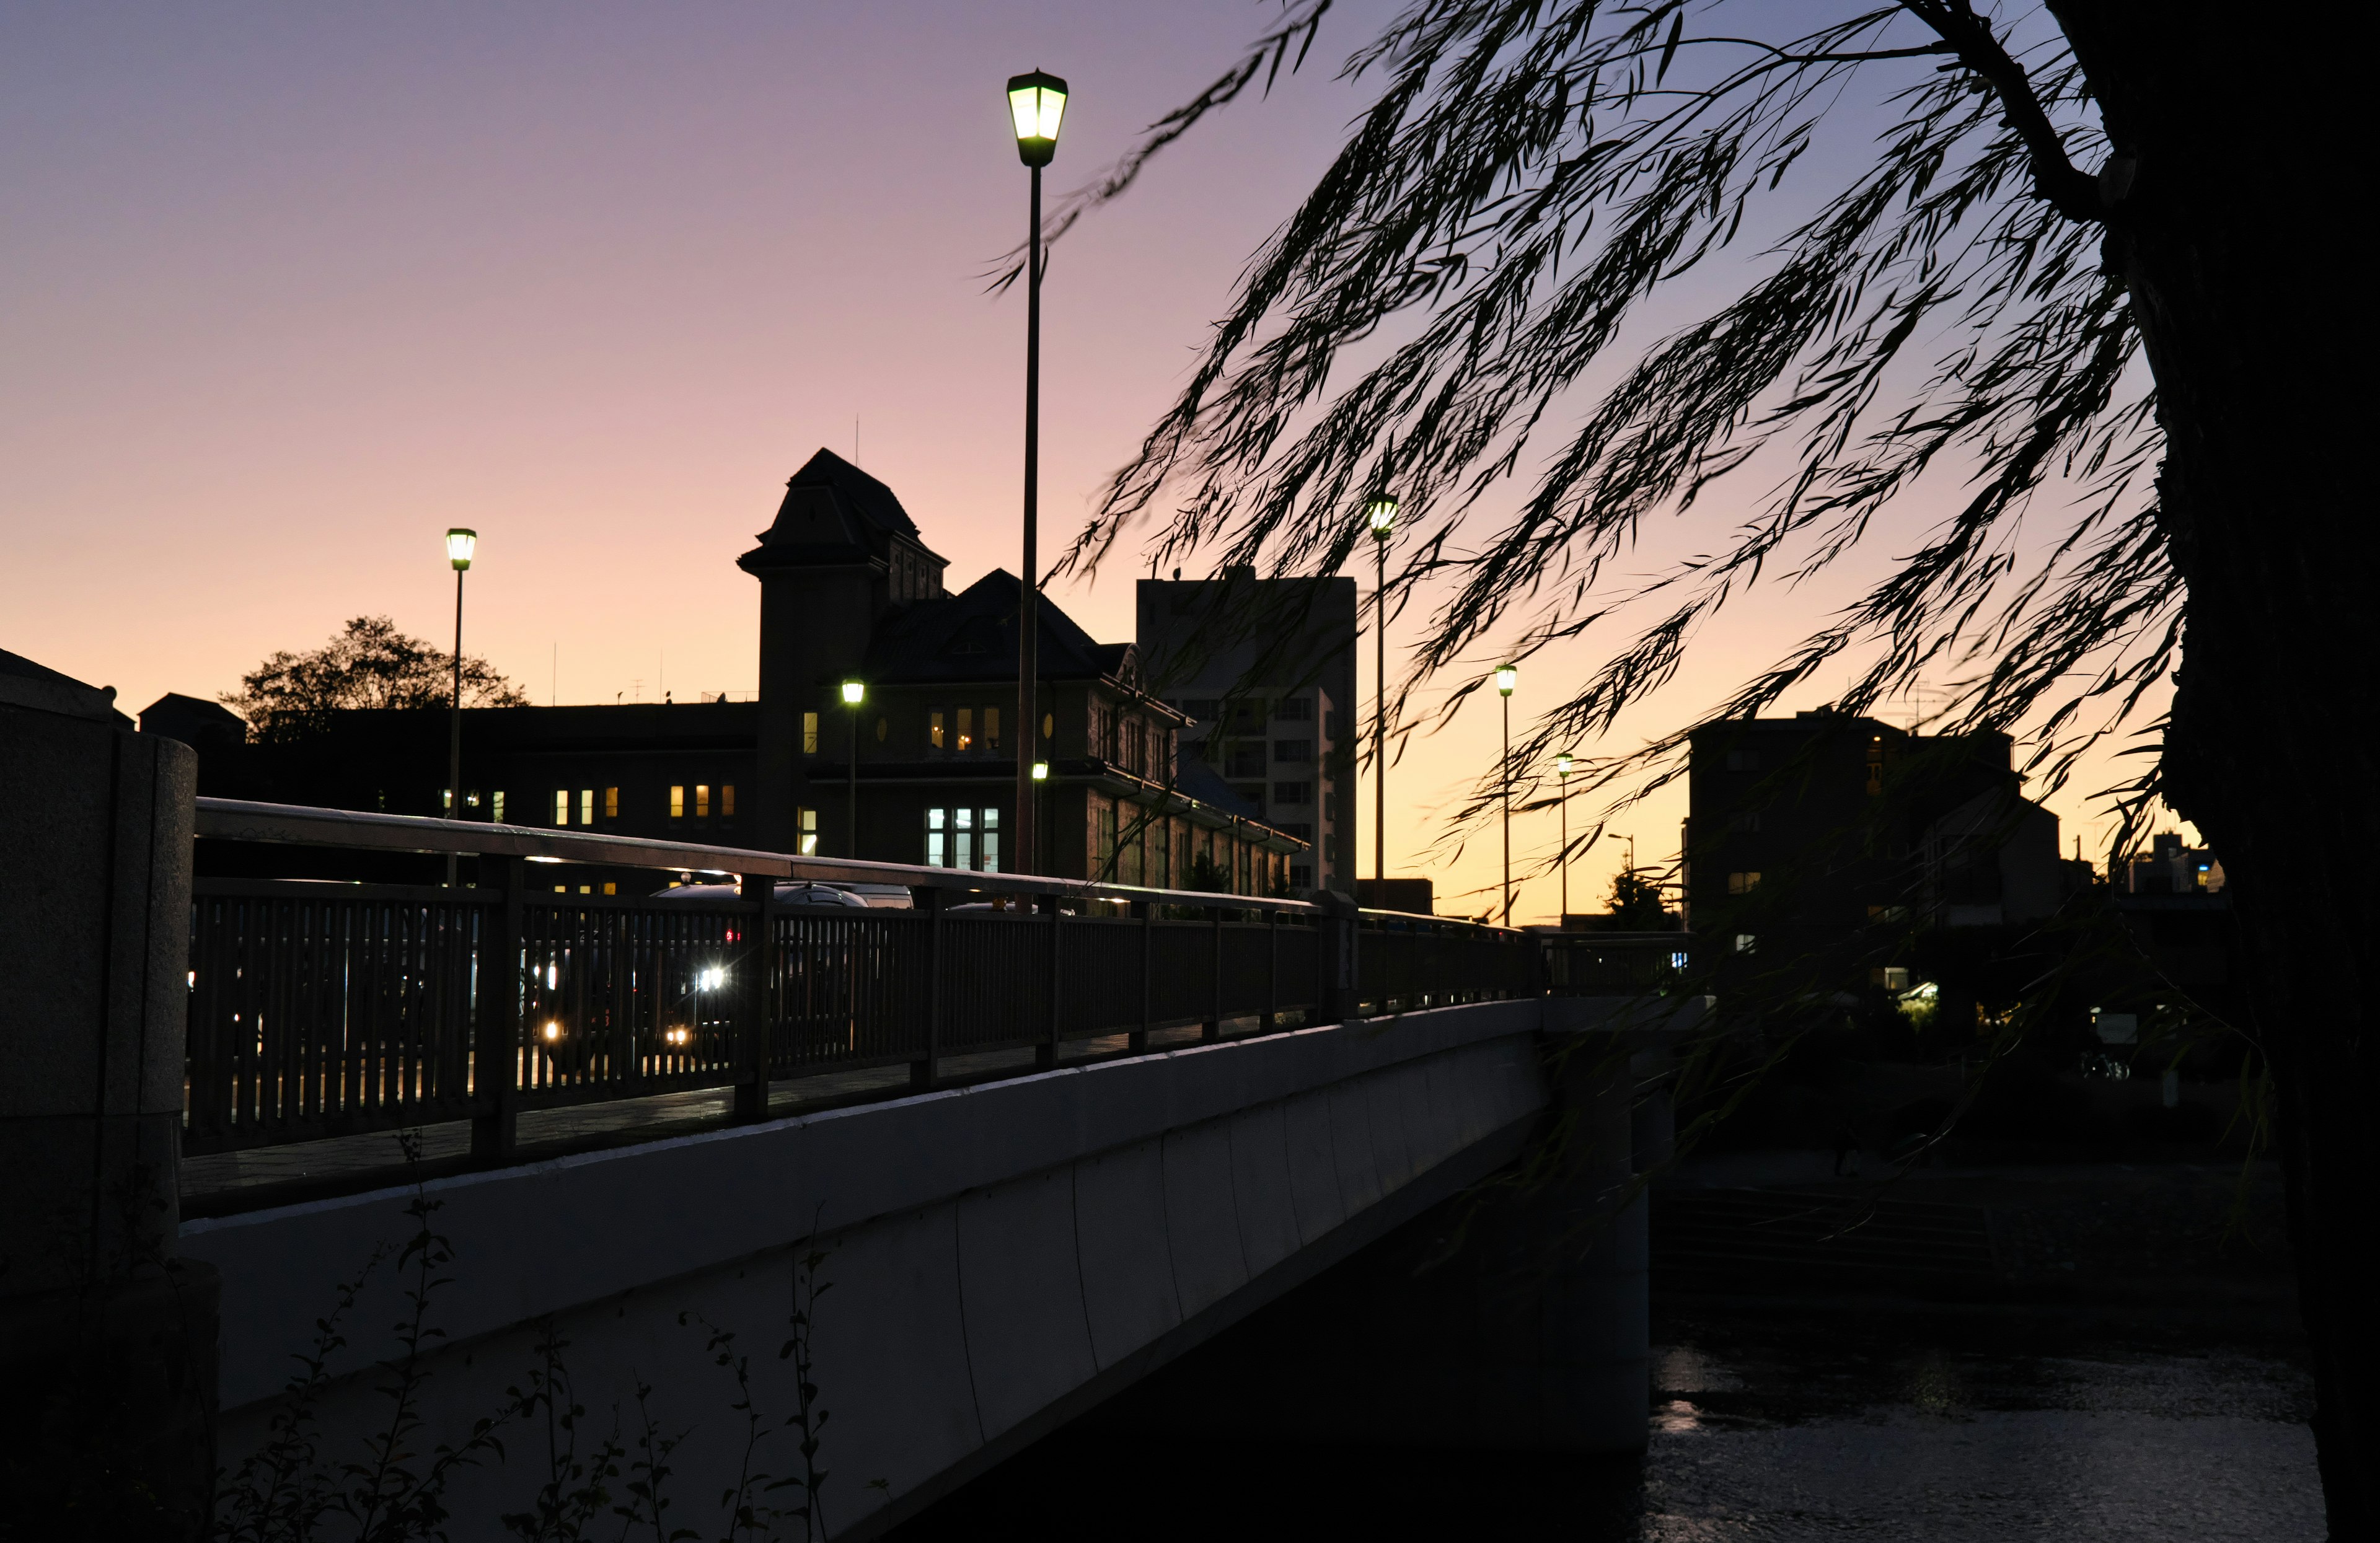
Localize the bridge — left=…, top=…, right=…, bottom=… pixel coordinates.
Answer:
left=3, top=703, right=1695, bottom=1539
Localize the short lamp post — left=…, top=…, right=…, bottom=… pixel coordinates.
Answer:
left=841, top=679, right=866, bottom=858
left=444, top=527, right=476, bottom=887
left=1554, top=751, right=1574, bottom=923
left=1495, top=663, right=1517, bottom=926
left=1007, top=67, right=1068, bottom=876
left=1366, top=480, right=1396, bottom=901
left=1031, top=759, right=1049, bottom=876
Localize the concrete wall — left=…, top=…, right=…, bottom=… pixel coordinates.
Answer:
left=184, top=1000, right=1558, bottom=1537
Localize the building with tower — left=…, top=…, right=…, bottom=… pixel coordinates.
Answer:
left=161, top=451, right=1305, bottom=895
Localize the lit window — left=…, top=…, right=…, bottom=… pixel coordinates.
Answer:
left=670, top=785, right=685, bottom=819
left=798, top=807, right=818, bottom=856
left=1041, top=711, right=1054, bottom=742
left=802, top=712, right=819, bottom=754
left=604, top=786, right=619, bottom=819
left=492, top=791, right=506, bottom=822
left=466, top=789, right=480, bottom=809
left=931, top=710, right=945, bottom=750
left=925, top=807, right=946, bottom=868
left=578, top=885, right=591, bottom=895
left=957, top=708, right=974, bottom=753
left=721, top=785, right=735, bottom=817
left=578, top=789, right=594, bottom=826
left=1727, top=871, right=1761, bottom=895
left=695, top=785, right=710, bottom=819
left=984, top=706, right=1001, bottom=752
left=1735, top=934, right=1756, bottom=952
left=982, top=807, right=1000, bottom=873
left=553, top=790, right=569, bottom=826
left=444, top=788, right=454, bottom=812
left=602, top=882, right=617, bottom=895
left=955, top=806, right=974, bottom=870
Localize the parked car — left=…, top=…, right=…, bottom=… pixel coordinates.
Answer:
left=651, top=881, right=871, bottom=909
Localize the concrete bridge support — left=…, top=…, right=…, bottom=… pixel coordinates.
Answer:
left=0, top=670, right=213, bottom=1540
left=1091, top=1006, right=1654, bottom=1454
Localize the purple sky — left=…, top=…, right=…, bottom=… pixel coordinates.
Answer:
left=2, top=2, right=2164, bottom=918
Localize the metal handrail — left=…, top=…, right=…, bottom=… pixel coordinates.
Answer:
left=195, top=796, right=1390, bottom=920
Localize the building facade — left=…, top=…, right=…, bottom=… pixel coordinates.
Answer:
left=1135, top=571, right=1359, bottom=894
left=1684, top=708, right=2066, bottom=980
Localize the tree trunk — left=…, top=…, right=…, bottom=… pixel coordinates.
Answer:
left=2058, top=6, right=2373, bottom=1532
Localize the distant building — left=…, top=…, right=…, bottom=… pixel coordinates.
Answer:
left=138, top=693, right=247, bottom=758
left=2125, top=831, right=2224, bottom=895
left=1358, top=877, right=1434, bottom=915
left=1684, top=708, right=2066, bottom=978
left=168, top=451, right=1305, bottom=895
left=1136, top=571, right=1358, bottom=894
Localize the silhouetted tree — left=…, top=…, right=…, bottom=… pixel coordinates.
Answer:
left=1035, top=2, right=2366, bottom=1524
left=224, top=616, right=527, bottom=742
left=1607, top=868, right=1667, bottom=930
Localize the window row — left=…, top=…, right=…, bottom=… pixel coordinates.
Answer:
left=925, top=807, right=1001, bottom=873
left=1087, top=798, right=1292, bottom=895
left=801, top=706, right=1022, bottom=755
left=1172, top=695, right=1315, bottom=727
left=1088, top=703, right=1171, bottom=778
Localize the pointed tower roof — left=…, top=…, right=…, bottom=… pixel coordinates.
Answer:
left=737, top=449, right=941, bottom=573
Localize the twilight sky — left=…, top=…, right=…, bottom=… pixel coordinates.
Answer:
left=2, top=2, right=2165, bottom=918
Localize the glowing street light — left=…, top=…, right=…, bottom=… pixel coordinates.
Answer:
left=1367, top=477, right=1397, bottom=900
left=1007, top=70, right=1068, bottom=165
left=1555, top=751, right=1575, bottom=921
left=444, top=527, right=477, bottom=887
left=1496, top=664, right=1517, bottom=925
left=1007, top=68, right=1069, bottom=878
left=841, top=679, right=865, bottom=858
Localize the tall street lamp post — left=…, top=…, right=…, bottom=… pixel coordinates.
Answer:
left=444, top=528, right=476, bottom=887
left=1007, top=68, right=1067, bottom=876
left=1555, top=751, right=1574, bottom=922
left=1366, top=479, right=1398, bottom=899
left=1495, top=662, right=1517, bottom=925
left=842, top=679, right=866, bottom=858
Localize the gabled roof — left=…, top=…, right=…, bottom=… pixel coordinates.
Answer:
left=738, top=448, right=938, bottom=572
left=862, top=569, right=1115, bottom=685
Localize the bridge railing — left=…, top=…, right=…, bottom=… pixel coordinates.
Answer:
left=184, top=799, right=1533, bottom=1163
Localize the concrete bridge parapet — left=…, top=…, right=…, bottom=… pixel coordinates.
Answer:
left=183, top=993, right=1698, bottom=1537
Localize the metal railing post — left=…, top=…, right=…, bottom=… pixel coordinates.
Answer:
left=471, top=855, right=523, bottom=1160
left=1131, top=899, right=1152, bottom=1054
left=912, top=886, right=943, bottom=1089
left=734, top=873, right=774, bottom=1121
left=1202, top=904, right=1222, bottom=1042
left=1263, top=908, right=1278, bottom=1032
left=1038, top=894, right=1064, bottom=1068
